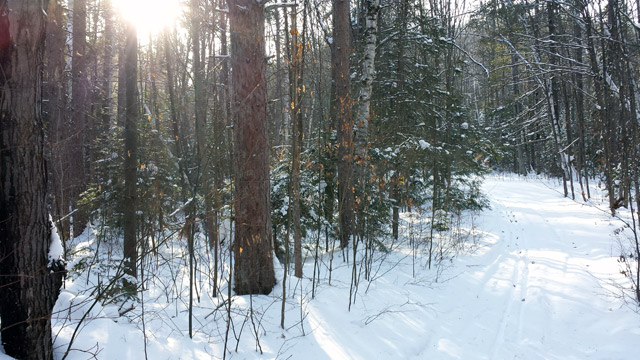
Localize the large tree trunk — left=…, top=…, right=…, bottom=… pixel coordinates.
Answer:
left=230, top=0, right=276, bottom=295
left=332, top=0, right=354, bottom=249
left=123, top=21, right=138, bottom=285
left=0, top=1, right=64, bottom=358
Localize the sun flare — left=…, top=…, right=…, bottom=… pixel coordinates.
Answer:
left=111, top=0, right=182, bottom=36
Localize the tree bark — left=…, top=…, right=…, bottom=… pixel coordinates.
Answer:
left=288, top=4, right=304, bottom=279
left=230, top=0, right=276, bottom=294
left=546, top=0, right=568, bottom=197
left=123, top=21, right=138, bottom=285
left=354, top=0, right=379, bottom=237
left=0, top=1, right=64, bottom=358
left=191, top=0, right=216, bottom=256
left=70, top=0, right=88, bottom=235
left=101, top=0, right=113, bottom=131
left=45, top=0, right=70, bottom=240
left=332, top=0, right=354, bottom=248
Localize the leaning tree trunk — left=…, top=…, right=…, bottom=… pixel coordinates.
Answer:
left=0, top=1, right=64, bottom=359
left=230, top=0, right=276, bottom=295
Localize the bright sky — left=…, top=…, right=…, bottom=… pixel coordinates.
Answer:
left=111, top=0, right=183, bottom=36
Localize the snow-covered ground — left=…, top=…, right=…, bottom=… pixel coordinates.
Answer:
left=3, top=174, right=640, bottom=359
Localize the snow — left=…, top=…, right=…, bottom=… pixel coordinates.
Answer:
left=461, top=122, right=469, bottom=130
left=418, top=139, right=431, bottom=149
left=3, top=175, right=639, bottom=359
left=48, top=215, right=64, bottom=262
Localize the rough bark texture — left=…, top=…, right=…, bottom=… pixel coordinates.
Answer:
left=332, top=0, right=354, bottom=248
left=0, top=1, right=64, bottom=358
left=123, top=22, right=138, bottom=283
left=230, top=0, right=276, bottom=295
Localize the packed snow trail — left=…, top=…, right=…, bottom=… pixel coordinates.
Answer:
left=292, top=176, right=640, bottom=360
left=414, top=176, right=640, bottom=359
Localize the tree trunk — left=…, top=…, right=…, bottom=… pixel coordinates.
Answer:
left=0, top=1, right=64, bottom=358
left=572, top=11, right=589, bottom=200
left=163, top=29, right=186, bottom=198
left=274, top=8, right=285, bottom=145
left=123, top=21, right=138, bottom=286
left=101, top=0, right=113, bottom=131
left=289, top=4, right=304, bottom=279
left=332, top=0, right=354, bottom=249
left=547, top=0, right=568, bottom=197
left=230, top=0, right=276, bottom=295
left=45, top=0, right=70, bottom=240
left=354, top=0, right=379, bottom=237
left=117, top=25, right=126, bottom=127
left=70, top=0, right=88, bottom=235
left=191, top=0, right=216, bottom=253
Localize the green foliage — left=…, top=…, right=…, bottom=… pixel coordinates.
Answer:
left=364, top=2, right=490, bottom=240
left=270, top=144, right=325, bottom=261
left=81, top=109, right=180, bottom=245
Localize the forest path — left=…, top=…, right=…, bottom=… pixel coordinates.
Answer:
left=415, top=176, right=639, bottom=359
left=290, top=176, right=640, bottom=360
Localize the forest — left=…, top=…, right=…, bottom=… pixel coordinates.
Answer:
left=1, top=0, right=640, bottom=359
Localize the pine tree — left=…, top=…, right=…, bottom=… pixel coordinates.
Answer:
left=230, top=0, right=276, bottom=295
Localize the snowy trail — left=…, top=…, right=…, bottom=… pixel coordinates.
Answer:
left=415, top=176, right=640, bottom=359
left=279, top=175, right=640, bottom=360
